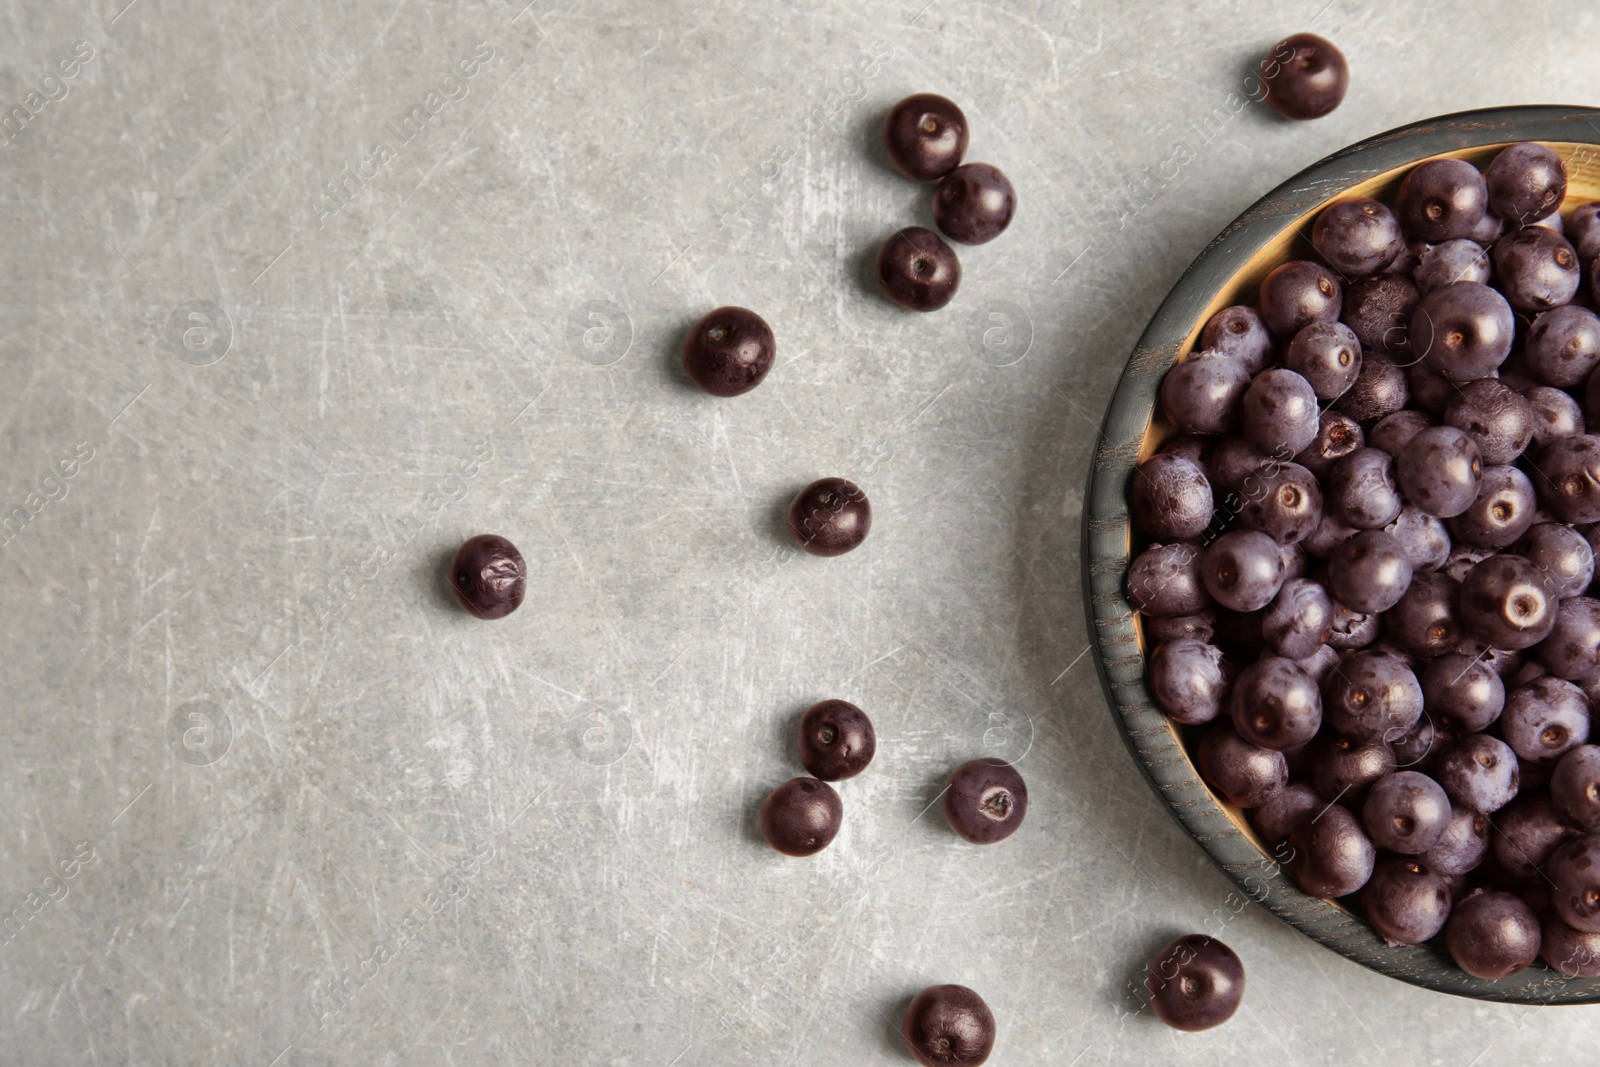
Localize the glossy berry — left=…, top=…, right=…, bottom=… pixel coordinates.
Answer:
left=1340, top=274, right=1417, bottom=358
left=1413, top=239, right=1490, bottom=297
left=1327, top=529, right=1414, bottom=614
left=682, top=306, right=776, bottom=397
left=1571, top=201, right=1600, bottom=265
left=877, top=227, right=961, bottom=311
left=1261, top=579, right=1334, bottom=660
left=1202, top=530, right=1287, bottom=612
left=1130, top=454, right=1214, bottom=541
left=1144, top=611, right=1216, bottom=647
left=1261, top=33, right=1348, bottom=121
left=1148, top=638, right=1232, bottom=725
left=1361, top=856, right=1452, bottom=946
left=1386, top=570, right=1463, bottom=658
left=1237, top=462, right=1322, bottom=544
left=1252, top=782, right=1322, bottom=845
left=787, top=478, right=870, bottom=557
left=1333, top=354, right=1408, bottom=424
left=1259, top=260, right=1341, bottom=338
left=1324, top=598, right=1382, bottom=650
left=1160, top=351, right=1252, bottom=435
left=1459, top=554, right=1557, bottom=650
left=933, top=163, right=1016, bottom=245
left=760, top=777, right=842, bottom=856
left=1449, top=465, right=1536, bottom=550
left=1313, top=197, right=1402, bottom=275
left=1284, top=321, right=1362, bottom=399
left=1363, top=771, right=1452, bottom=854
left=1411, top=281, right=1515, bottom=382
left=1240, top=369, right=1321, bottom=457
left=1231, top=656, right=1323, bottom=750
left=883, top=94, right=968, bottom=181
left=1295, top=411, right=1363, bottom=479
left=1442, top=379, right=1533, bottom=466
left=1435, top=733, right=1520, bottom=813
left=1287, top=803, right=1376, bottom=897
left=1424, top=806, right=1491, bottom=876
left=1384, top=503, right=1451, bottom=570
left=943, top=759, right=1027, bottom=844
left=450, top=534, right=527, bottom=620
left=1444, top=889, right=1541, bottom=978
left=1327, top=448, right=1403, bottom=529
left=1312, top=735, right=1396, bottom=803
left=1397, top=158, right=1489, bottom=243
left=1491, top=226, right=1581, bottom=314
left=1322, top=648, right=1424, bottom=744
left=1537, top=435, right=1600, bottom=524
left=1201, top=305, right=1274, bottom=375
left=1501, top=676, right=1590, bottom=765
left=796, top=700, right=875, bottom=781
left=902, top=984, right=995, bottom=1066
left=1421, top=653, right=1505, bottom=733
left=1146, top=935, right=1245, bottom=1032
left=1542, top=913, right=1600, bottom=977
left=1366, top=410, right=1434, bottom=458
left=1492, top=794, right=1576, bottom=881
left=1525, top=305, right=1600, bottom=387
left=1395, top=426, right=1482, bottom=518
left=1512, top=522, right=1595, bottom=601
left=1552, top=745, right=1600, bottom=833
left=1525, top=386, right=1585, bottom=451
left=1196, top=723, right=1288, bottom=808
left=1536, top=597, right=1600, bottom=682
left=1485, top=141, right=1567, bottom=226
left=1547, top=835, right=1600, bottom=933
left=1127, top=543, right=1210, bottom=616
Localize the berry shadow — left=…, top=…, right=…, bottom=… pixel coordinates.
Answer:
left=426, top=543, right=464, bottom=617
left=780, top=700, right=811, bottom=763
left=860, top=106, right=895, bottom=179
left=742, top=783, right=772, bottom=849
left=660, top=314, right=706, bottom=397
left=1235, top=46, right=1283, bottom=128
left=1112, top=926, right=1190, bottom=1025
left=872, top=989, right=915, bottom=1058
left=771, top=484, right=807, bottom=549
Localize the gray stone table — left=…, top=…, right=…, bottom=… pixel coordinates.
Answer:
left=1, top=0, right=1597, bottom=1062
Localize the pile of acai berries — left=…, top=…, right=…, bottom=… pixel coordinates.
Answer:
left=1126, top=140, right=1600, bottom=982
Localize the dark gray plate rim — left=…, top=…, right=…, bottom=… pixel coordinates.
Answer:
left=1082, top=105, right=1600, bottom=1005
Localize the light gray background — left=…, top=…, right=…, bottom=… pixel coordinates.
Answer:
left=1, top=0, right=1596, bottom=1063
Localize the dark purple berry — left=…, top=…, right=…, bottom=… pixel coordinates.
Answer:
left=1413, top=239, right=1490, bottom=297
left=797, top=700, right=875, bottom=781
left=1340, top=274, right=1417, bottom=358
left=1202, top=530, right=1287, bottom=612
left=1313, top=197, right=1402, bottom=275
left=787, top=478, right=870, bottom=556
left=877, top=227, right=960, bottom=311
left=1552, top=745, right=1600, bottom=833
left=1197, top=723, right=1288, bottom=808
left=1201, top=305, right=1274, bottom=375
left=1422, top=653, right=1506, bottom=733
left=1501, top=675, right=1590, bottom=765
left=1397, top=158, right=1489, bottom=243
left=1525, top=385, right=1585, bottom=450
left=1333, top=354, right=1409, bottom=423
left=1252, top=781, right=1322, bottom=845
left=1443, top=379, right=1534, bottom=466
left=1130, top=454, right=1214, bottom=541
left=1327, top=529, right=1414, bottom=613
left=1360, top=855, right=1452, bottom=945
left=1395, top=425, right=1483, bottom=518
left=1511, top=522, right=1595, bottom=600
left=1485, top=141, right=1567, bottom=226
left=1128, top=543, right=1210, bottom=616
left=943, top=759, right=1027, bottom=844
left=1410, top=281, right=1515, bottom=382
left=1237, top=462, right=1322, bottom=544
left=1542, top=913, right=1600, bottom=977
left=1492, top=793, right=1576, bottom=881
left=1324, top=597, right=1381, bottom=648
left=1525, top=305, right=1600, bottom=387
left=933, top=163, right=1015, bottom=245
left=1492, top=226, right=1581, bottom=314
left=1363, top=771, right=1452, bottom=854
left=1386, top=569, right=1462, bottom=657
left=1367, top=410, right=1435, bottom=458
left=901, top=984, right=994, bottom=1067
left=1160, top=350, right=1253, bottom=436
left=1146, top=935, right=1245, bottom=1032
left=1322, top=648, right=1424, bottom=744
left=1144, top=611, right=1216, bottom=646
left=1259, top=260, right=1341, bottom=338
left=1536, top=597, right=1600, bottom=682
left=760, top=777, right=843, bottom=856
left=1261, top=33, right=1348, bottom=121
left=1327, top=448, right=1403, bottom=529
left=450, top=534, right=527, bottom=620
left=1536, top=434, right=1600, bottom=524
left=1545, top=834, right=1600, bottom=933
left=1424, top=806, right=1491, bottom=876
left=1231, top=656, right=1323, bottom=750
left=1285, top=321, right=1362, bottom=400
left=883, top=94, right=967, bottom=181
left=682, top=306, right=776, bottom=397
left=1312, top=734, right=1396, bottom=803
left=1384, top=503, right=1452, bottom=570
left=1287, top=803, right=1376, bottom=897
left=1261, top=579, right=1334, bottom=660
left=1448, top=465, right=1536, bottom=549
left=1296, top=411, right=1364, bottom=479
left=1149, top=638, right=1232, bottom=725
left=1460, top=554, right=1558, bottom=649
left=1240, top=368, right=1321, bottom=457
left=1435, top=733, right=1520, bottom=813
left=1444, top=889, right=1541, bottom=978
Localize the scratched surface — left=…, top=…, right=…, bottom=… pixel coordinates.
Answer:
left=1, top=0, right=1598, bottom=1063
